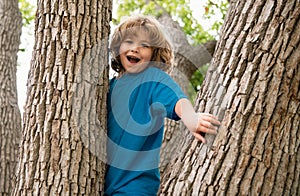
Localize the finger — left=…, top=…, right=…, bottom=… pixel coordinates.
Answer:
left=210, top=117, right=221, bottom=126
left=197, top=125, right=217, bottom=135
left=197, top=121, right=218, bottom=134
left=193, top=132, right=206, bottom=143
left=201, top=114, right=221, bottom=126
left=199, top=119, right=213, bottom=128
left=195, top=121, right=216, bottom=134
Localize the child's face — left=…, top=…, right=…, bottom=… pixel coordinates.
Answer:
left=119, top=30, right=153, bottom=74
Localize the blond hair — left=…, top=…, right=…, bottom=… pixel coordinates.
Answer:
left=110, top=15, right=173, bottom=75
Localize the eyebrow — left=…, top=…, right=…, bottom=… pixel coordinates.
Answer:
left=123, top=36, right=150, bottom=43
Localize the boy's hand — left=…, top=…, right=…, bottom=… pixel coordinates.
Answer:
left=175, top=98, right=221, bottom=143
left=190, top=113, right=221, bottom=143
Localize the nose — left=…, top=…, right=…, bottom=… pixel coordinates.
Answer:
left=130, top=48, right=138, bottom=53
left=129, top=43, right=139, bottom=53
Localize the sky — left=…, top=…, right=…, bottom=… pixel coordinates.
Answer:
left=16, top=0, right=211, bottom=114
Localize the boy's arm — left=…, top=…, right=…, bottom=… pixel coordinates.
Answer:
left=175, top=98, right=221, bottom=143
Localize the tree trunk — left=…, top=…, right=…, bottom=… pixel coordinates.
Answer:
left=13, top=0, right=112, bottom=195
left=160, top=0, right=300, bottom=195
left=158, top=14, right=216, bottom=172
left=0, top=0, right=22, bottom=194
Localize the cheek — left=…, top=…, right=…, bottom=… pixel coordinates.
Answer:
left=119, top=54, right=127, bottom=65
left=119, top=43, right=127, bottom=55
left=146, top=49, right=153, bottom=61
left=118, top=48, right=124, bottom=56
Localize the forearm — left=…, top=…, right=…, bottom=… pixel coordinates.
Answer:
left=175, top=98, right=198, bottom=131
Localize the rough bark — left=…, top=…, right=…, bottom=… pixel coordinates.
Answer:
left=13, top=0, right=111, bottom=195
left=0, top=0, right=22, bottom=195
left=160, top=0, right=300, bottom=195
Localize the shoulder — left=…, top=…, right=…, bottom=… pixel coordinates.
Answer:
left=142, top=67, right=172, bottom=82
left=145, top=66, right=167, bottom=75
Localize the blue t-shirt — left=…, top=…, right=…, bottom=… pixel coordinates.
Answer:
left=104, top=67, right=187, bottom=195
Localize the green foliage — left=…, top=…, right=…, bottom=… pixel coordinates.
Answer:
left=203, top=0, right=228, bottom=35
left=19, top=0, right=35, bottom=26
left=113, top=0, right=228, bottom=94
left=191, top=64, right=209, bottom=90
left=188, top=64, right=209, bottom=101
left=114, top=0, right=213, bottom=44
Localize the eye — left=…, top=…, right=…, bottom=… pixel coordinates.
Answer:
left=141, top=43, right=150, bottom=48
left=123, top=39, right=133, bottom=44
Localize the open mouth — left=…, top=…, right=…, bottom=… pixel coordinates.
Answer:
left=127, top=55, right=140, bottom=63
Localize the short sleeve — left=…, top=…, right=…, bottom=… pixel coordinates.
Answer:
left=151, top=73, right=187, bottom=120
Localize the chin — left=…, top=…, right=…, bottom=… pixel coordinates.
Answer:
left=127, top=65, right=149, bottom=73
left=127, top=69, right=143, bottom=74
